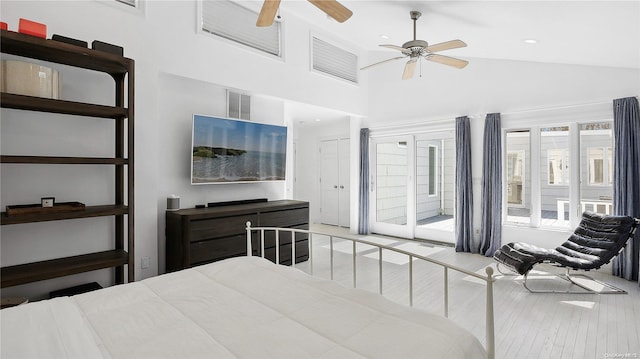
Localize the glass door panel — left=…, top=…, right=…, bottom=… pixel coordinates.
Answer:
left=414, top=132, right=455, bottom=243
left=370, top=136, right=413, bottom=238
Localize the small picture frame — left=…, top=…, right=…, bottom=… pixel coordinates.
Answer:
left=41, top=197, right=55, bottom=208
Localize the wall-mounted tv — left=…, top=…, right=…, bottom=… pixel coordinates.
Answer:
left=191, top=114, right=287, bottom=184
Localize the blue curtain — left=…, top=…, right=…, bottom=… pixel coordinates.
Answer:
left=455, top=116, right=475, bottom=252
left=358, top=128, right=370, bottom=234
left=612, top=97, right=640, bottom=285
left=479, top=113, right=502, bottom=257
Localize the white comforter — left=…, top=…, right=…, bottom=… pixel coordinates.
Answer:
left=1, top=256, right=485, bottom=358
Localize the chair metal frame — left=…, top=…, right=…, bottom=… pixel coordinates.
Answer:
left=495, top=262, right=628, bottom=294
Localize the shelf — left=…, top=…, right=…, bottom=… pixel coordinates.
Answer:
left=1, top=250, right=129, bottom=288
left=1, top=155, right=128, bottom=165
left=1, top=93, right=128, bottom=118
left=1, top=205, right=129, bottom=225
left=0, top=28, right=134, bottom=288
left=1, top=29, right=132, bottom=75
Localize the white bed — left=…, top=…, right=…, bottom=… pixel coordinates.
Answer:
left=1, top=255, right=486, bottom=359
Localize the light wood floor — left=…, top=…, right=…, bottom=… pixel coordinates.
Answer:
left=293, top=224, right=640, bottom=359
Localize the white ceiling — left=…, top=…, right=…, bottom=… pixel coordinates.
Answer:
left=281, top=0, right=640, bottom=69
left=271, top=1, right=640, bottom=124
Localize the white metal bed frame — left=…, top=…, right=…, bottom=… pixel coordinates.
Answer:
left=246, top=222, right=496, bottom=359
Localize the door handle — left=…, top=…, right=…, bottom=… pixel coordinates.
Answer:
left=340, top=185, right=344, bottom=189
left=334, top=185, right=338, bottom=189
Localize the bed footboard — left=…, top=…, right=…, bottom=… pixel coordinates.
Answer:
left=246, top=222, right=495, bottom=359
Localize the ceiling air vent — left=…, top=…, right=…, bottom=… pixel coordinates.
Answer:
left=312, top=36, right=358, bottom=84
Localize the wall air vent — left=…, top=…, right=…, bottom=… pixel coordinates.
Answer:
left=312, top=36, right=358, bottom=84
left=201, top=0, right=282, bottom=57
left=227, top=90, right=250, bottom=120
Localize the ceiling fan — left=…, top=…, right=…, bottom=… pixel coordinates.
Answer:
left=256, top=0, right=353, bottom=27
left=361, top=11, right=469, bottom=80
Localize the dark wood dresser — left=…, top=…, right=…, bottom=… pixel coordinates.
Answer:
left=165, top=200, right=309, bottom=272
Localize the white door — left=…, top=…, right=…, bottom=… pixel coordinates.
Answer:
left=338, top=139, right=350, bottom=227
left=320, top=140, right=340, bottom=225
left=413, top=132, right=455, bottom=243
left=370, top=136, right=414, bottom=238
left=320, top=139, right=351, bottom=227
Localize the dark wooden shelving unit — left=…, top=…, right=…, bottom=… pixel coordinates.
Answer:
left=0, top=29, right=135, bottom=288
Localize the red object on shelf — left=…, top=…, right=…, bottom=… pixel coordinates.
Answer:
left=0, top=22, right=7, bottom=31
left=18, top=18, right=46, bottom=38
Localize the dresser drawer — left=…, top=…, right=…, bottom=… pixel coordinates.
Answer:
left=189, top=234, right=247, bottom=265
left=189, top=214, right=258, bottom=242
left=260, top=208, right=308, bottom=227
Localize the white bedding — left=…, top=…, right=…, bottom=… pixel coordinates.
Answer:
left=1, top=256, right=485, bottom=358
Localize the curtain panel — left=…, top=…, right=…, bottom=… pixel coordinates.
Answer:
left=455, top=116, right=475, bottom=252
left=612, top=97, right=640, bottom=285
left=479, top=113, right=502, bottom=257
left=358, top=128, right=370, bottom=235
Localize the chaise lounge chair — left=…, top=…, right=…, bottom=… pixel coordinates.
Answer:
left=493, top=211, right=640, bottom=294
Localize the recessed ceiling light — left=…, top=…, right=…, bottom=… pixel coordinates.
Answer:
left=380, top=34, right=390, bottom=40
left=523, top=39, right=538, bottom=44
left=315, top=118, right=321, bottom=122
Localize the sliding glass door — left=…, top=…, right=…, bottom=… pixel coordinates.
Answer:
left=370, top=136, right=414, bottom=238
left=414, top=132, right=455, bottom=243
left=370, top=131, right=456, bottom=243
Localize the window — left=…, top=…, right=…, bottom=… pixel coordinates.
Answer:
left=540, top=126, right=570, bottom=228
left=587, top=147, right=612, bottom=185
left=201, top=0, right=281, bottom=57
left=311, top=36, right=358, bottom=83
left=580, top=122, right=613, bottom=216
left=504, top=120, right=614, bottom=230
left=547, top=149, right=569, bottom=185
left=505, top=131, right=531, bottom=224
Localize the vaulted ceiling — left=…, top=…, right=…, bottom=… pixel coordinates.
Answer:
left=281, top=0, right=639, bottom=69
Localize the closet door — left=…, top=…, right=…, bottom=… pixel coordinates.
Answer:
left=338, top=139, right=350, bottom=227
left=320, top=139, right=350, bottom=227
left=320, top=140, right=340, bottom=225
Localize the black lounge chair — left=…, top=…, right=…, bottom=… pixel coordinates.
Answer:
left=493, top=211, right=640, bottom=294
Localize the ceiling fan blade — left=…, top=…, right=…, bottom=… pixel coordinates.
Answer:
left=307, top=0, right=353, bottom=23
left=380, top=44, right=411, bottom=54
left=256, top=0, right=281, bottom=27
left=361, top=56, right=405, bottom=70
left=426, top=54, right=469, bottom=69
left=426, top=39, right=467, bottom=53
left=402, top=59, right=417, bottom=80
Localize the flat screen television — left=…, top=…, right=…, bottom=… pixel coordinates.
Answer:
left=191, top=114, right=287, bottom=184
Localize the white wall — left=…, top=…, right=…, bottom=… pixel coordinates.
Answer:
left=0, top=0, right=367, bottom=299
left=1, top=1, right=638, bottom=299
